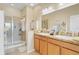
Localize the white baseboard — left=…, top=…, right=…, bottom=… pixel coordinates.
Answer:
left=27, top=49, right=35, bottom=54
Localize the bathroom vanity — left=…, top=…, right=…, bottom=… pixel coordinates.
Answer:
left=34, top=33, right=79, bottom=55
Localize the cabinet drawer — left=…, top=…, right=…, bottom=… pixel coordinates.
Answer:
left=41, top=36, right=48, bottom=41
left=48, top=38, right=62, bottom=45
left=61, top=48, right=79, bottom=55
left=35, top=35, right=48, bottom=41
left=34, top=35, right=41, bottom=39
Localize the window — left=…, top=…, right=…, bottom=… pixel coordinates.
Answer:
left=70, top=15, right=79, bottom=32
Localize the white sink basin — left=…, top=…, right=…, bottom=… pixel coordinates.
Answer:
left=53, top=35, right=73, bottom=40
left=72, top=37, right=79, bottom=41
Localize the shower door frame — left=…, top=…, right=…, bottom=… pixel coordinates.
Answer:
left=5, top=16, right=22, bottom=46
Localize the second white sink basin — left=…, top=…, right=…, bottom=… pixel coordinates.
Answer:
left=53, top=35, right=79, bottom=41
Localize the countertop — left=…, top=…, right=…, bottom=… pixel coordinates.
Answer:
left=35, top=32, right=79, bottom=46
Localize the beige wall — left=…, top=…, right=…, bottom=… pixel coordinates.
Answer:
left=21, top=7, right=26, bottom=18
left=33, top=5, right=42, bottom=20
left=4, top=6, right=21, bottom=17
left=42, top=4, right=79, bottom=32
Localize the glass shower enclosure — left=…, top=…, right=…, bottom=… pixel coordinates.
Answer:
left=4, top=16, right=22, bottom=50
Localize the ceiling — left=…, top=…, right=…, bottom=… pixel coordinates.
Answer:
left=0, top=3, right=77, bottom=11
left=1, top=3, right=26, bottom=10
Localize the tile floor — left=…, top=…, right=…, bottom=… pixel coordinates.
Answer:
left=6, top=51, right=39, bottom=55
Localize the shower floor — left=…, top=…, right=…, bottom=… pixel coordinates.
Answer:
left=5, top=41, right=26, bottom=49
left=6, top=48, right=39, bottom=55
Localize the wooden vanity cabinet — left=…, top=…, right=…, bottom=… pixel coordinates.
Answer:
left=48, top=43, right=60, bottom=55
left=34, top=34, right=79, bottom=55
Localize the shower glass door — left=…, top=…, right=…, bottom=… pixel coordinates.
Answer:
left=12, top=17, right=21, bottom=44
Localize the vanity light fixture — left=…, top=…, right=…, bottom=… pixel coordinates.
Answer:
left=42, top=6, right=55, bottom=15
left=42, top=8, right=48, bottom=14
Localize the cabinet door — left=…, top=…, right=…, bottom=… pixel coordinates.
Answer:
left=34, top=38, right=40, bottom=52
left=48, top=43, right=60, bottom=55
left=61, top=48, right=79, bottom=55
left=40, top=40, right=47, bottom=55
